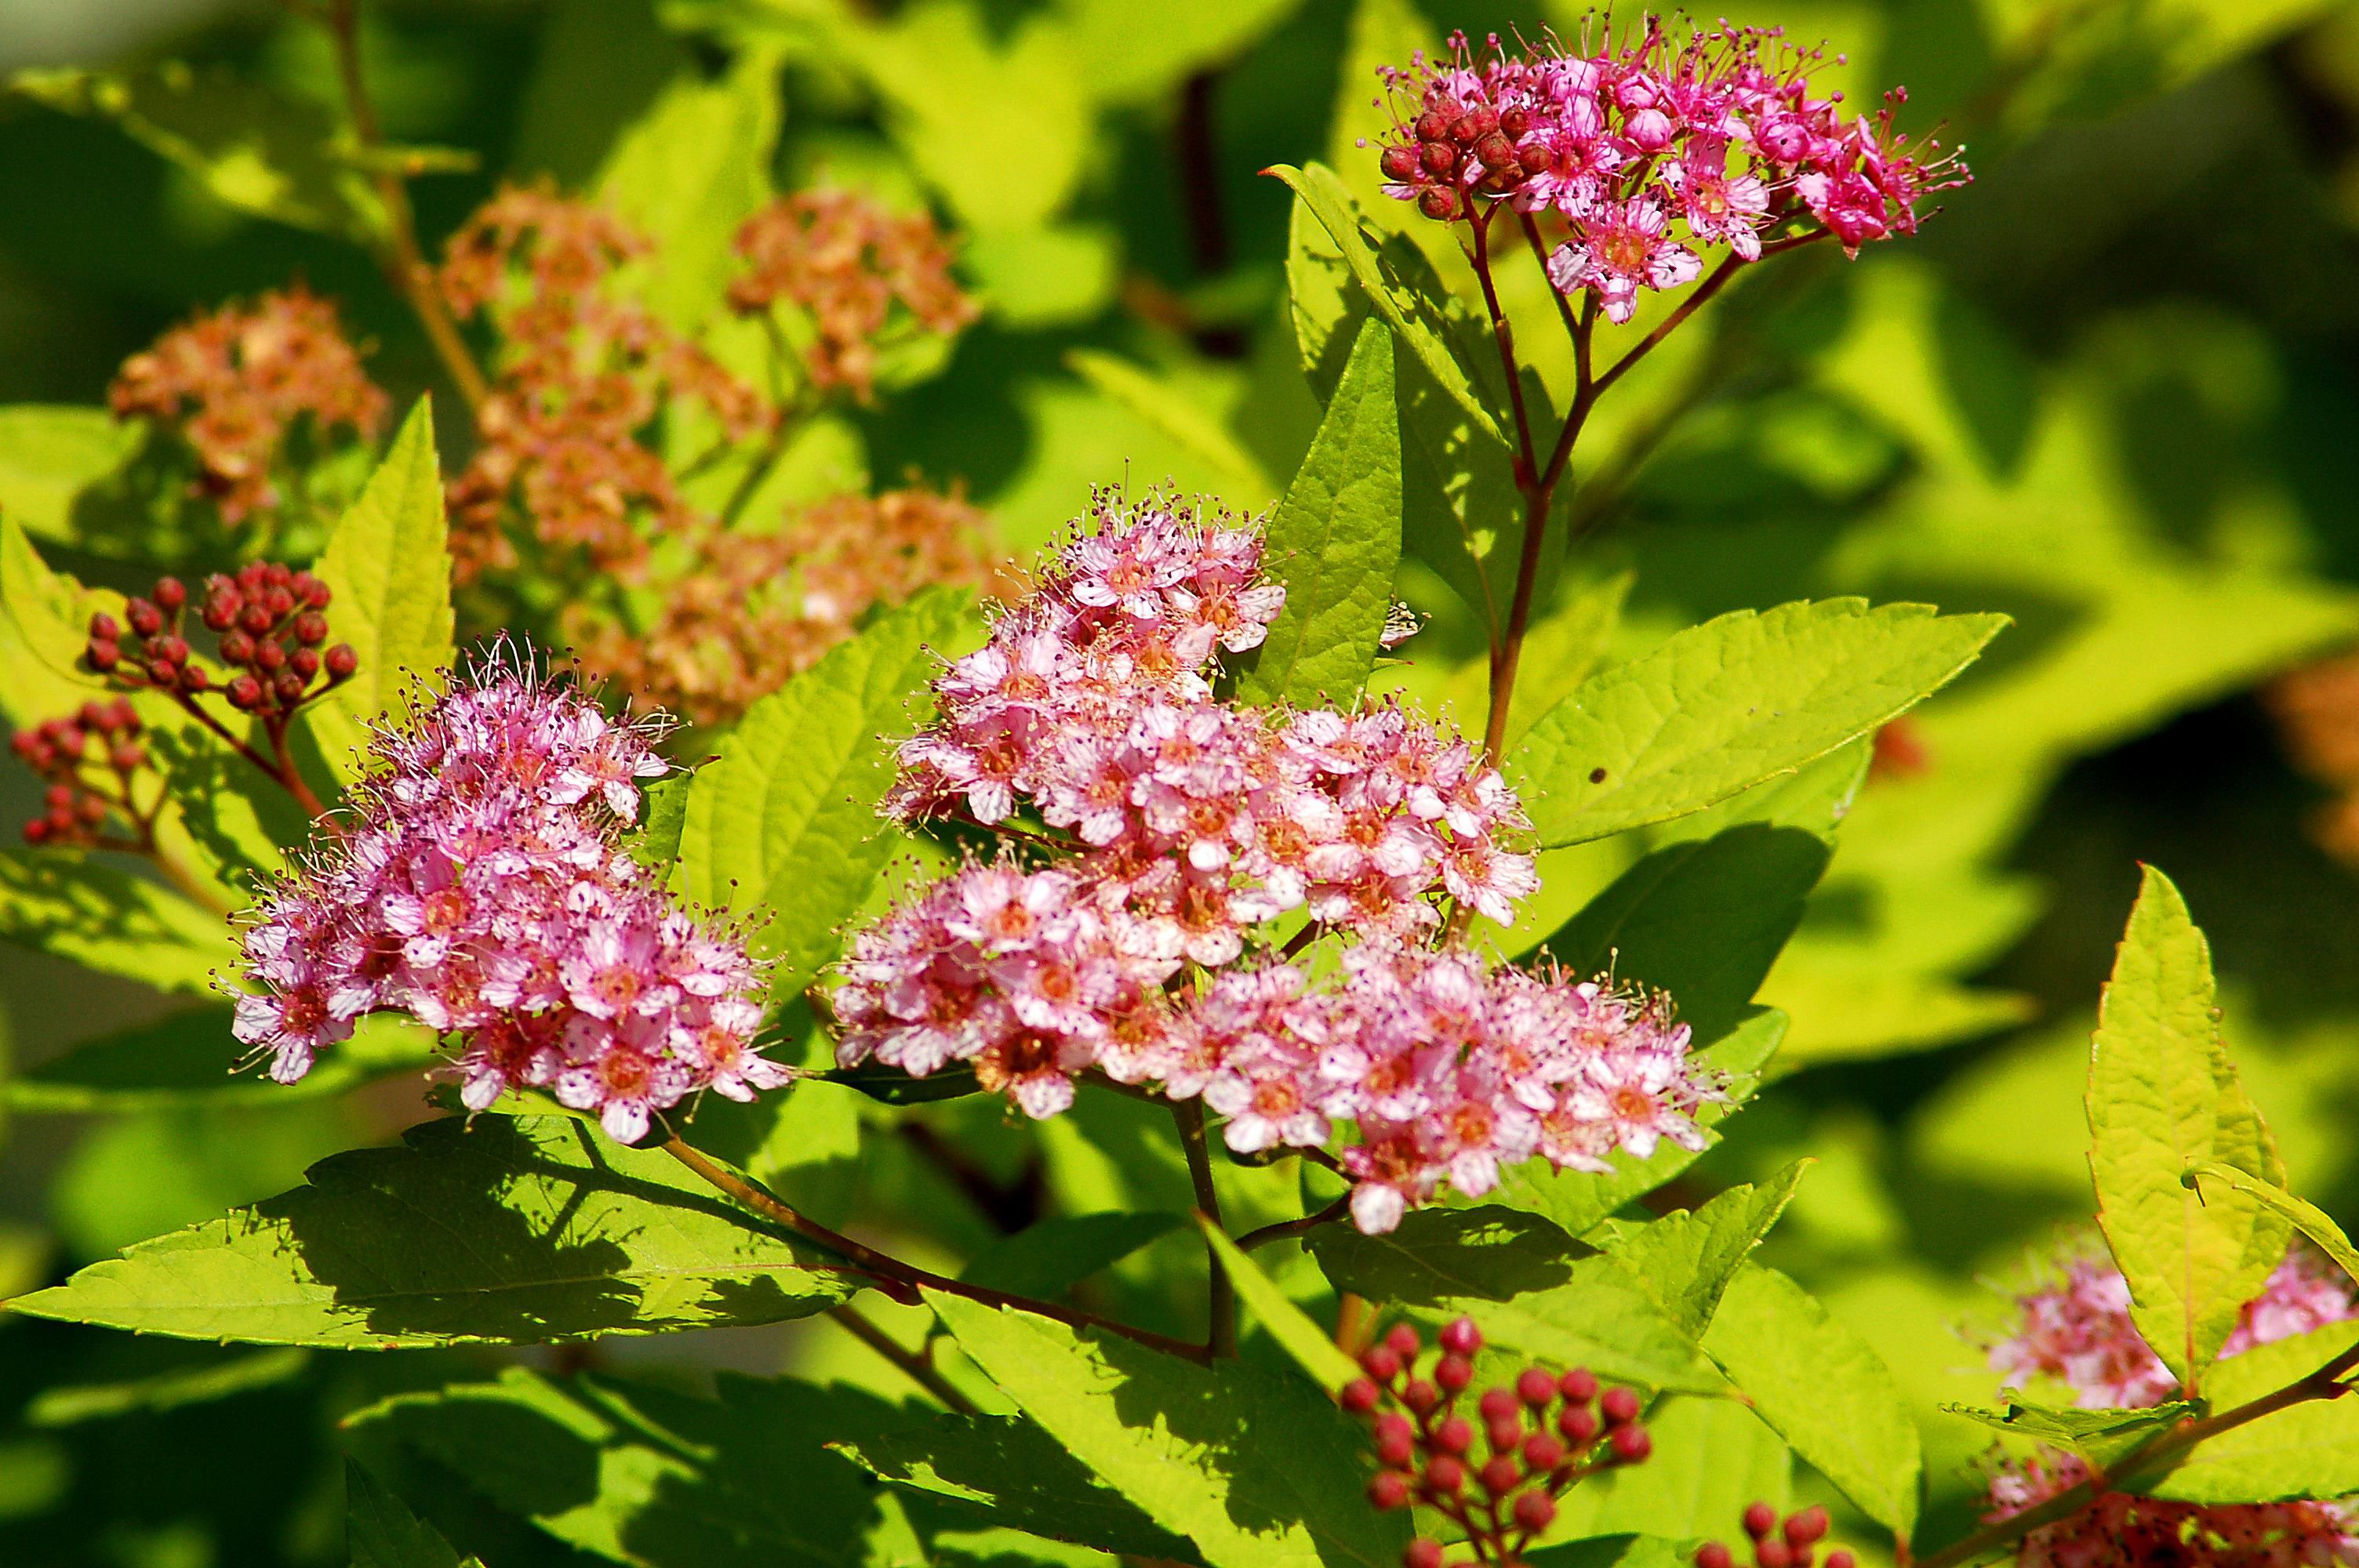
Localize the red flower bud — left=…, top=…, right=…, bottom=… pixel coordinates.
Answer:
left=1384, top=1323, right=1422, bottom=1359
left=1555, top=1405, right=1598, bottom=1445
left=1341, top=1378, right=1381, bottom=1414
left=1439, top=1318, right=1482, bottom=1356
left=1478, top=1388, right=1518, bottom=1425
left=1421, top=140, right=1458, bottom=176
left=1558, top=1368, right=1597, bottom=1404
left=1601, top=1387, right=1640, bottom=1426
left=264, top=586, right=296, bottom=619
left=1783, top=1508, right=1828, bottom=1547
left=1373, top=1414, right=1416, bottom=1467
left=152, top=576, right=186, bottom=611
left=107, top=699, right=137, bottom=735
left=1478, top=1455, right=1519, bottom=1496
left=293, top=611, right=328, bottom=646
left=1367, top=1473, right=1410, bottom=1510
left=220, top=630, right=256, bottom=665
left=1415, top=109, right=1451, bottom=141
left=255, top=640, right=286, bottom=672
left=1361, top=1345, right=1402, bottom=1382
left=1432, top=1415, right=1473, bottom=1455
left=1424, top=1455, right=1464, bottom=1494
left=1743, top=1504, right=1777, bottom=1541
left=1696, top=1546, right=1734, bottom=1568
left=290, top=647, right=320, bottom=680
left=227, top=674, right=264, bottom=710
left=21, top=818, right=49, bottom=844
left=1520, top=1433, right=1563, bottom=1472
left=264, top=562, right=292, bottom=589
left=1608, top=1425, right=1650, bottom=1463
left=240, top=604, right=274, bottom=636
left=325, top=644, right=358, bottom=679
left=146, top=659, right=177, bottom=687
left=111, top=743, right=143, bottom=771
left=1382, top=146, right=1420, bottom=180
left=152, top=635, right=189, bottom=666
left=75, top=794, right=106, bottom=826
left=1823, top=1553, right=1854, bottom=1568
left=1516, top=1368, right=1555, bottom=1407
left=1510, top=1491, right=1554, bottom=1534
left=1435, top=1354, right=1473, bottom=1392
left=1519, top=143, right=1552, bottom=175
left=181, top=665, right=211, bottom=693
left=1499, top=107, right=1530, bottom=137
left=1756, top=1541, right=1792, bottom=1568
left=126, top=598, right=162, bottom=637
left=1476, top=132, right=1518, bottom=169
left=44, top=784, right=72, bottom=810
left=85, top=640, right=120, bottom=673
left=303, top=578, right=331, bottom=608
left=89, top=611, right=120, bottom=642
left=273, top=672, right=305, bottom=706
left=1404, top=1541, right=1443, bottom=1568
left=1401, top=1379, right=1439, bottom=1415
left=1419, top=187, right=1459, bottom=220
left=1486, top=1416, right=1522, bottom=1454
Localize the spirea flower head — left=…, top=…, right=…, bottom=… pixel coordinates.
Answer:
left=231, top=644, right=784, bottom=1142
left=1372, top=20, right=1968, bottom=321
left=1979, top=1246, right=2359, bottom=1565
left=833, top=491, right=1721, bottom=1231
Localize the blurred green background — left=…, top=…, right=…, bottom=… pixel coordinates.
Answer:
left=5, top=0, right=2359, bottom=1562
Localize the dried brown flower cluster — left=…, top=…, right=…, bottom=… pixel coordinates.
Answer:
left=728, top=189, right=977, bottom=401
left=575, top=485, right=1001, bottom=728
left=109, top=284, right=387, bottom=526
left=439, top=185, right=773, bottom=583
left=2267, top=647, right=2359, bottom=865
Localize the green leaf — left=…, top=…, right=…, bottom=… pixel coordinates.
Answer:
left=929, top=1290, right=1408, bottom=1568
left=1554, top=1395, right=1789, bottom=1543
left=2184, top=1161, right=2359, bottom=1291
left=147, top=725, right=310, bottom=889
left=630, top=773, right=692, bottom=871
left=1543, top=825, right=1832, bottom=1043
left=0, top=848, right=227, bottom=995
left=1485, top=1007, right=1786, bottom=1240
left=1419, top=1253, right=1726, bottom=1394
left=353, top=1367, right=921, bottom=1568
left=1438, top=572, right=1630, bottom=750
left=1943, top=1399, right=2197, bottom=1472
left=1199, top=1217, right=1362, bottom=1391
left=1700, top=1264, right=1921, bottom=1537
left=1235, top=319, right=1403, bottom=709
left=1602, top=1163, right=1810, bottom=1336
left=1514, top=600, right=2007, bottom=848
left=959, top=1212, right=1185, bottom=1299
left=0, top=405, right=140, bottom=542
left=2088, top=866, right=2288, bottom=1388
left=308, top=401, right=454, bottom=786
left=0, top=513, right=129, bottom=729
left=3, top=1005, right=433, bottom=1113
left=26, top=1346, right=310, bottom=1428
left=831, top=1413, right=1197, bottom=1560
left=348, top=1458, right=478, bottom=1568
left=8, top=1115, right=857, bottom=1346
left=10, top=63, right=387, bottom=239
left=1066, top=350, right=1275, bottom=501
left=1307, top=1205, right=1581, bottom=1307
left=2141, top=1322, right=2359, bottom=1504
left=1523, top=1537, right=1696, bottom=1568
left=680, top=587, right=973, bottom=998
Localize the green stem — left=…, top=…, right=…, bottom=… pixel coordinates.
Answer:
left=1169, top=1100, right=1238, bottom=1358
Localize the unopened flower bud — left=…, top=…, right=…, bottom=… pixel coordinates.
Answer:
left=1823, top=1553, right=1853, bottom=1568
left=1499, top=107, right=1530, bottom=137
left=1368, top=1472, right=1410, bottom=1510
left=264, top=586, right=295, bottom=619
left=1421, top=141, right=1458, bottom=176
left=1373, top=1414, right=1416, bottom=1466
left=111, top=743, right=142, bottom=771
left=1361, top=1345, right=1402, bottom=1382
left=126, top=598, right=162, bottom=637
left=273, top=671, right=304, bottom=706
left=75, top=794, right=105, bottom=826
left=1479, top=1455, right=1520, bottom=1496
left=107, top=699, right=137, bottom=734
left=1436, top=1353, right=1474, bottom=1392
left=1415, top=109, right=1451, bottom=141
left=146, top=658, right=177, bottom=687
left=1439, top=1319, right=1481, bottom=1356
left=1511, top=1491, right=1554, bottom=1533
left=1743, top=1503, right=1778, bottom=1541
left=220, top=630, right=256, bottom=665
left=1519, top=143, right=1552, bottom=175
left=1433, top=1415, right=1473, bottom=1456
left=1696, top=1546, right=1734, bottom=1568
left=325, top=644, right=358, bottom=679
left=1405, top=1541, right=1443, bottom=1568
left=1401, top=1379, right=1440, bottom=1415
left=1556, top=1405, right=1598, bottom=1445
left=46, top=803, right=75, bottom=833
left=227, top=674, right=263, bottom=710
left=85, top=640, right=119, bottom=673
left=1382, top=146, right=1420, bottom=180
left=1521, top=1433, right=1564, bottom=1472
left=1783, top=1509, right=1828, bottom=1547
left=294, top=611, right=328, bottom=646
left=1384, top=1322, right=1422, bottom=1359
left=1601, top=1387, right=1640, bottom=1426
left=1425, top=1455, right=1464, bottom=1494
left=152, top=576, right=186, bottom=611
left=1608, top=1424, right=1649, bottom=1462
left=1558, top=1368, right=1597, bottom=1404
left=240, top=604, right=274, bottom=636
left=44, top=784, right=72, bottom=810
left=21, top=818, right=49, bottom=845
left=1486, top=1417, right=1522, bottom=1453
left=1516, top=1368, right=1555, bottom=1407
left=182, top=665, right=212, bottom=693
left=302, top=577, right=330, bottom=608
left=255, top=641, right=286, bottom=672
left=1342, top=1378, right=1381, bottom=1414
left=1756, top=1541, right=1792, bottom=1568
left=1419, top=187, right=1459, bottom=220
left=152, top=635, right=189, bottom=666
left=1478, top=1389, right=1518, bottom=1425
left=290, top=647, right=320, bottom=681
left=89, top=611, right=120, bottom=642
left=1476, top=132, right=1518, bottom=169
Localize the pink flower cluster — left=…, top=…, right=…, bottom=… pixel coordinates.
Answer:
left=232, top=648, right=784, bottom=1142
left=834, top=495, right=1722, bottom=1232
left=1374, top=21, right=1967, bottom=321
left=1982, top=1248, right=2359, bottom=1566
left=1990, top=1250, right=2359, bottom=1410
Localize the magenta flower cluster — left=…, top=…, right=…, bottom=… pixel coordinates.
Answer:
left=834, top=495, right=1721, bottom=1233
left=1981, top=1247, right=2359, bottom=1566
left=1374, top=21, right=1967, bottom=322
left=231, top=649, right=784, bottom=1142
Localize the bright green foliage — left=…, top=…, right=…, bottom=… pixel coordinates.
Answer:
left=929, top=1292, right=1408, bottom=1568
left=1944, top=1399, right=2197, bottom=1472
left=679, top=588, right=972, bottom=997
left=1556, top=1395, right=1790, bottom=1542
left=2184, top=1161, right=2359, bottom=1291
left=959, top=1211, right=1184, bottom=1298
left=0, top=849, right=227, bottom=995
left=351, top=1367, right=933, bottom=1568
left=3, top=1006, right=431, bottom=1112
left=2142, top=1323, right=2359, bottom=1504
left=1067, top=350, right=1277, bottom=502
left=1235, top=318, right=1401, bottom=708
left=26, top=1347, right=310, bottom=1428
left=347, top=1460, right=479, bottom=1568
left=9, top=63, right=387, bottom=239
left=1514, top=600, right=2006, bottom=848
left=1702, top=1264, right=1922, bottom=1537
left=307, top=401, right=454, bottom=786
left=2088, top=866, right=2288, bottom=1388
left=1523, top=1534, right=1699, bottom=1568
left=1420, top=1254, right=1726, bottom=1394
left=1308, top=1206, right=1581, bottom=1307
left=831, top=1413, right=1198, bottom=1559
left=0, top=406, right=139, bottom=541
left=9, top=1116, right=856, bottom=1345
left=1603, top=1163, right=1809, bottom=1336
left=0, top=515, right=128, bottom=729
left=1198, top=1218, right=1362, bottom=1390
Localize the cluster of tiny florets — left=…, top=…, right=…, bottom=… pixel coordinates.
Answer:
left=1696, top=1503, right=1849, bottom=1568
left=1344, top=1316, right=1652, bottom=1568
left=727, top=188, right=978, bottom=402
left=108, top=284, right=387, bottom=526
left=439, top=185, right=773, bottom=583
left=12, top=700, right=154, bottom=849
left=83, top=564, right=357, bottom=717
left=1374, top=20, right=1966, bottom=321
left=230, top=647, right=783, bottom=1141
left=1980, top=1247, right=2359, bottom=1566
left=831, top=495, right=1719, bottom=1232
left=576, top=485, right=1003, bottom=728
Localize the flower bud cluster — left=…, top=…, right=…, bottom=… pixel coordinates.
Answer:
left=727, top=189, right=979, bottom=403
left=1695, top=1503, right=1851, bottom=1568
left=11, top=700, right=151, bottom=848
left=832, top=492, right=1721, bottom=1232
left=108, top=284, right=387, bottom=526
left=84, top=565, right=355, bottom=718
left=1373, top=20, right=1966, bottom=321
left=1343, top=1316, right=1651, bottom=1568
left=1979, top=1246, right=2359, bottom=1564
left=231, top=645, right=784, bottom=1140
